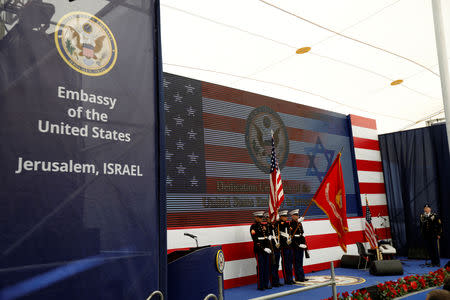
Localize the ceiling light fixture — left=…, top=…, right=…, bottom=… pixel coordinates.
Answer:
left=296, top=47, right=311, bottom=54
left=391, top=79, right=403, bottom=86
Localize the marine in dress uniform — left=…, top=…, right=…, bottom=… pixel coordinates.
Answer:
left=264, top=212, right=283, bottom=287
left=277, top=210, right=295, bottom=285
left=420, top=204, right=443, bottom=267
left=250, top=211, right=272, bottom=290
left=289, top=209, right=309, bottom=282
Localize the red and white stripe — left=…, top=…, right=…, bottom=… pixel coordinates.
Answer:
left=166, top=114, right=391, bottom=289
left=350, top=114, right=391, bottom=249
left=167, top=215, right=391, bottom=289
left=268, top=167, right=283, bottom=222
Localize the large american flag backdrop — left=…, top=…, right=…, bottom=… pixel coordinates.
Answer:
left=164, top=73, right=392, bottom=288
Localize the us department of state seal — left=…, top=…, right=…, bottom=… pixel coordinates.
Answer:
left=245, top=106, right=289, bottom=173
left=216, top=250, right=225, bottom=273
left=54, top=11, right=117, bottom=76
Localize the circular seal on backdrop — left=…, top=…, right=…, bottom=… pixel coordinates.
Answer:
left=296, top=275, right=366, bottom=286
left=216, top=250, right=225, bottom=273
left=245, top=106, right=289, bottom=174
left=54, top=11, right=118, bottom=76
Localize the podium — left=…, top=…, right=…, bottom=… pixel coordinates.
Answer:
left=168, top=245, right=224, bottom=300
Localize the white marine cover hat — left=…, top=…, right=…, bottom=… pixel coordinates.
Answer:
left=279, top=210, right=288, bottom=216
left=253, top=211, right=265, bottom=217
left=289, top=209, right=299, bottom=216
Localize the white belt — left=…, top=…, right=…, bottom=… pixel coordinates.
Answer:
left=294, top=234, right=301, bottom=237
left=380, top=249, right=396, bottom=254
left=280, top=232, right=289, bottom=238
left=258, top=237, right=266, bottom=240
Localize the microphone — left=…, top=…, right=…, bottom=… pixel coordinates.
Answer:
left=377, top=213, right=388, bottom=221
left=184, top=233, right=197, bottom=239
left=184, top=232, right=199, bottom=248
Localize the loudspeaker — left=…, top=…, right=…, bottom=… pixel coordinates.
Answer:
left=370, top=260, right=404, bottom=276
left=340, top=254, right=360, bottom=269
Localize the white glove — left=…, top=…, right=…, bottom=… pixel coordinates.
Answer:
left=287, top=239, right=292, bottom=245
left=299, top=217, right=304, bottom=222
left=300, top=244, right=307, bottom=249
left=268, top=235, right=273, bottom=241
left=275, top=243, right=280, bottom=249
left=264, top=248, right=272, bottom=254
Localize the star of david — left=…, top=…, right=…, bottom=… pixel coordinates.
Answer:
left=306, top=137, right=335, bottom=182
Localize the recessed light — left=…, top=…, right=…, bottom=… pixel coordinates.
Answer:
left=296, top=47, right=311, bottom=54
left=391, top=79, right=403, bottom=86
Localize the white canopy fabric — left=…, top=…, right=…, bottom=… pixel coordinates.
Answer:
left=160, top=0, right=450, bottom=134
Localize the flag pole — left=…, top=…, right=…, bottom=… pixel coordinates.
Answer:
left=301, top=199, right=315, bottom=217
left=301, top=146, right=344, bottom=218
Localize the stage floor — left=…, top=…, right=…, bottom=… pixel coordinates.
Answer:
left=224, top=257, right=448, bottom=300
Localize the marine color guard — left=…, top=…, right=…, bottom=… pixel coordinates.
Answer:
left=251, top=209, right=310, bottom=290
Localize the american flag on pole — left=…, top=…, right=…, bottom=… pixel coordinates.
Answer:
left=364, top=196, right=378, bottom=249
left=269, top=132, right=285, bottom=222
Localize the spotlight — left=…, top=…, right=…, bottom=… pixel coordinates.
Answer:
left=296, top=47, right=311, bottom=54
left=391, top=79, right=403, bottom=86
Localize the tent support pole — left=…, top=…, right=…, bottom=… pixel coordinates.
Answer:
left=432, top=0, right=450, bottom=152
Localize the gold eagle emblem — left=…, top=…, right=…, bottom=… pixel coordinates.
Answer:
left=55, top=11, right=118, bottom=76
left=67, top=26, right=106, bottom=60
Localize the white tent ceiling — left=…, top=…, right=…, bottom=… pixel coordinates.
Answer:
left=160, top=0, right=450, bottom=134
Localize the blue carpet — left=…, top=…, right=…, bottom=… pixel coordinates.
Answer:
left=224, top=258, right=449, bottom=300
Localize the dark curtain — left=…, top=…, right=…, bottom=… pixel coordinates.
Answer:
left=379, top=124, right=450, bottom=258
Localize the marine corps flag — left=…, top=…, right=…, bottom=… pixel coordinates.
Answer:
left=312, top=152, right=348, bottom=252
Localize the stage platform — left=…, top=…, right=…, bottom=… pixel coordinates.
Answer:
left=224, top=257, right=448, bottom=300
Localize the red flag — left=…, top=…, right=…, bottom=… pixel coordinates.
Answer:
left=268, top=134, right=285, bottom=222
left=312, top=152, right=348, bottom=252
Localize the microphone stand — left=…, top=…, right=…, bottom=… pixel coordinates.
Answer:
left=378, top=214, right=389, bottom=244
left=184, top=233, right=199, bottom=248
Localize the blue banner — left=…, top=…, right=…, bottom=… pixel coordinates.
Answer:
left=0, top=1, right=165, bottom=299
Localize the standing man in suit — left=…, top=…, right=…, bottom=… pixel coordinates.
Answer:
left=289, top=209, right=309, bottom=282
left=250, top=211, right=272, bottom=290
left=277, top=210, right=294, bottom=285
left=420, top=204, right=443, bottom=267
